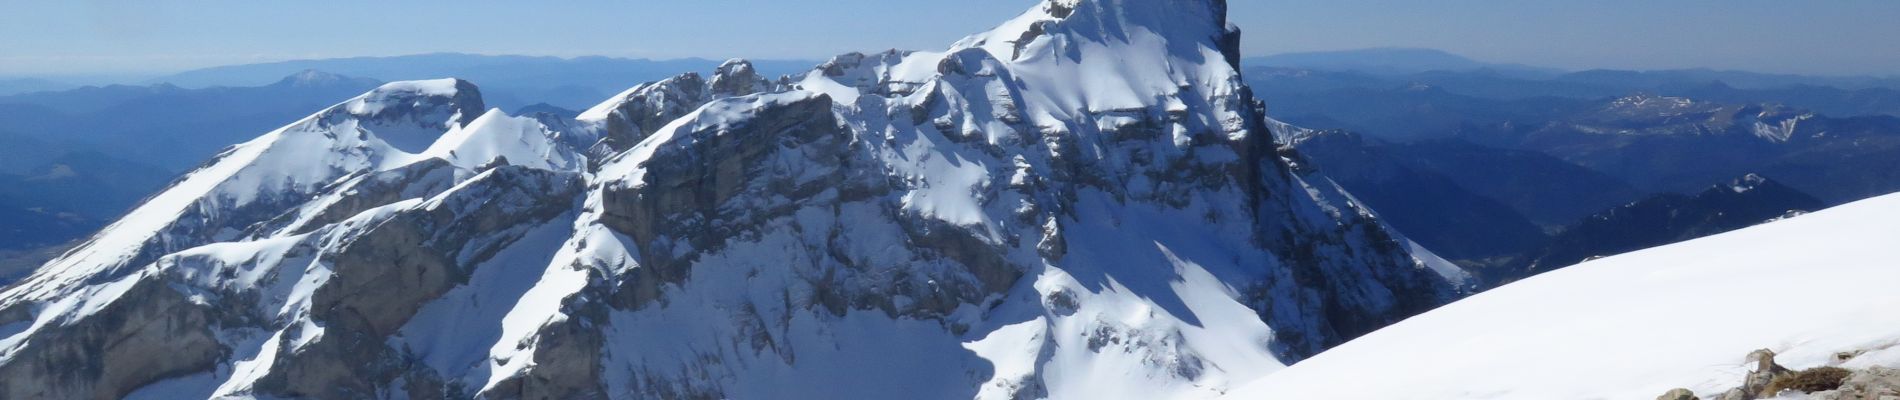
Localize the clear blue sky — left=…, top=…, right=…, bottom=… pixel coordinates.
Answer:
left=3, top=0, right=1897, bottom=77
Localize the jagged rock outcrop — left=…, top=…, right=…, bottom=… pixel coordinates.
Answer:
left=578, top=59, right=776, bottom=155
left=1812, top=367, right=1900, bottom=400
left=1715, top=349, right=1798, bottom=400
left=0, top=1, right=1468, bottom=399
left=1659, top=388, right=1701, bottom=400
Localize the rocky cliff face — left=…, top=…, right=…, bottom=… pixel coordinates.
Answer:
left=0, top=1, right=1465, bottom=399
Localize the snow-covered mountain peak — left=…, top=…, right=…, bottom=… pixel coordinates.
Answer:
left=709, top=58, right=772, bottom=97
left=334, top=78, right=486, bottom=152
left=0, top=78, right=523, bottom=307
left=0, top=2, right=1464, bottom=399
left=955, top=0, right=1235, bottom=63
left=787, top=0, right=1251, bottom=139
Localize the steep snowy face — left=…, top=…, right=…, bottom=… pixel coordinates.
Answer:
left=422, top=109, right=584, bottom=172
left=948, top=0, right=1244, bottom=123
left=0, top=80, right=488, bottom=306
left=546, top=0, right=1459, bottom=397
left=1225, top=192, right=1900, bottom=400
left=0, top=1, right=1463, bottom=399
left=0, top=77, right=581, bottom=399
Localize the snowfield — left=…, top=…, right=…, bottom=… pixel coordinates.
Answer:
left=1226, top=191, right=1900, bottom=399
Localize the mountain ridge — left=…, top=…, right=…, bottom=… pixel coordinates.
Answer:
left=0, top=1, right=1466, bottom=399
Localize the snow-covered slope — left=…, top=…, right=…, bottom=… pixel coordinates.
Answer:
left=0, top=1, right=1465, bottom=399
left=1225, top=192, right=1900, bottom=400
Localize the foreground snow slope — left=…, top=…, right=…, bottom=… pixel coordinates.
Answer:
left=1227, top=192, right=1900, bottom=399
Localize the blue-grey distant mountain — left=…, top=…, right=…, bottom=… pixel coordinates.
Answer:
left=1248, top=67, right=1900, bottom=205
left=0, top=83, right=189, bottom=115
left=1516, top=174, right=1824, bottom=281
left=1449, top=94, right=1900, bottom=201
left=152, top=53, right=818, bottom=109
left=0, top=70, right=387, bottom=169
left=1247, top=65, right=1900, bottom=117
left=1245, top=48, right=1560, bottom=77
left=1662, top=80, right=1900, bottom=118
left=0, top=194, right=90, bottom=284
left=0, top=151, right=176, bottom=218
left=1388, top=138, right=1645, bottom=228
left=0, top=151, right=174, bottom=284
left=0, top=78, right=75, bottom=96
left=1286, top=129, right=1550, bottom=265
left=513, top=103, right=581, bottom=120
left=0, top=131, right=63, bottom=175
left=1559, top=68, right=1900, bottom=91
left=1251, top=74, right=1591, bottom=141
left=0, top=194, right=90, bottom=252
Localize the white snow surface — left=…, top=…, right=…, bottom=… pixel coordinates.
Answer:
left=1227, top=192, right=1900, bottom=400
left=423, top=108, right=582, bottom=172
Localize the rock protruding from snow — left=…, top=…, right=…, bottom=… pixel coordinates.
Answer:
left=577, top=60, right=778, bottom=155
left=1810, top=367, right=1900, bottom=399
left=1658, top=388, right=1700, bottom=400
left=709, top=58, right=772, bottom=97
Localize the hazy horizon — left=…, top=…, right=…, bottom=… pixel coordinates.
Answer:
left=3, top=0, right=1898, bottom=79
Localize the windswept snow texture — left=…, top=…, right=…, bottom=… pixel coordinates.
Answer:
left=1227, top=192, right=1900, bottom=400
left=0, top=1, right=1463, bottom=399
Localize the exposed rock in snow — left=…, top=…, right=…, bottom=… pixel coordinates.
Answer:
left=0, top=1, right=1465, bottom=399
left=1809, top=367, right=1900, bottom=399
left=1734, top=349, right=1799, bottom=400
left=1660, top=388, right=1701, bottom=400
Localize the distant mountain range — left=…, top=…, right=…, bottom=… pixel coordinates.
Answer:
left=1246, top=48, right=1560, bottom=77
left=1285, top=129, right=1634, bottom=266
left=1456, top=94, right=1900, bottom=201
left=1246, top=48, right=1900, bottom=91
left=0, top=70, right=388, bottom=170
left=1519, top=174, right=1823, bottom=278
left=0, top=150, right=176, bottom=284
left=1283, top=124, right=1838, bottom=287
left=0, top=78, right=74, bottom=97
left=1248, top=65, right=1900, bottom=120
left=1259, top=59, right=1900, bottom=287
